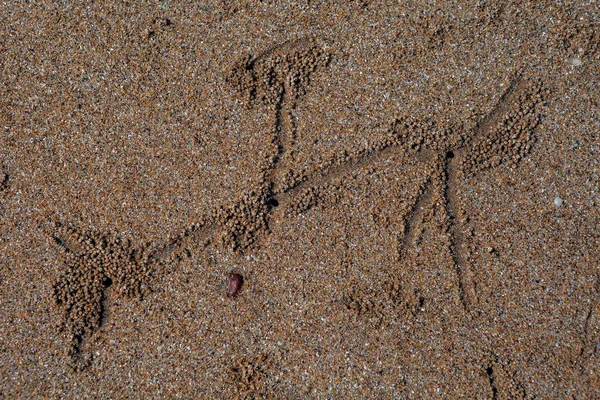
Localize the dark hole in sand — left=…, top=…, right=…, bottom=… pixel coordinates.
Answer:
left=266, top=197, right=279, bottom=207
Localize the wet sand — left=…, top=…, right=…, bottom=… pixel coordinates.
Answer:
left=1, top=1, right=599, bottom=398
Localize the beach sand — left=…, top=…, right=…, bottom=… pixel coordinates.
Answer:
left=1, top=1, right=599, bottom=398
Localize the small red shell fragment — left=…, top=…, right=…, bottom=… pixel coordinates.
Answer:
left=227, top=273, right=243, bottom=297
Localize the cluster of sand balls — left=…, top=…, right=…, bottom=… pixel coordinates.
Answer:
left=390, top=115, right=466, bottom=154
left=285, top=182, right=342, bottom=217
left=275, top=167, right=308, bottom=194
left=229, top=353, right=271, bottom=399
left=550, top=9, right=599, bottom=57
left=51, top=222, right=156, bottom=370
left=461, top=79, right=547, bottom=177
left=342, top=279, right=424, bottom=326
left=226, top=38, right=331, bottom=109
left=213, top=186, right=272, bottom=251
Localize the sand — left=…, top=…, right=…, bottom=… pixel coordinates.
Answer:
left=1, top=1, right=599, bottom=398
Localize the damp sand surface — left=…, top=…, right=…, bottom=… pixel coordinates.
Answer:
left=1, top=1, right=599, bottom=398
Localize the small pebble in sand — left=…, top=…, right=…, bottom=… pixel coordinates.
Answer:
left=571, top=58, right=582, bottom=66
left=554, top=197, right=564, bottom=207
left=227, top=273, right=244, bottom=297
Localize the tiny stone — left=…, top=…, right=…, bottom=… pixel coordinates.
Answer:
left=554, top=197, right=564, bottom=207
left=227, top=273, right=244, bottom=297
left=571, top=58, right=582, bottom=66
